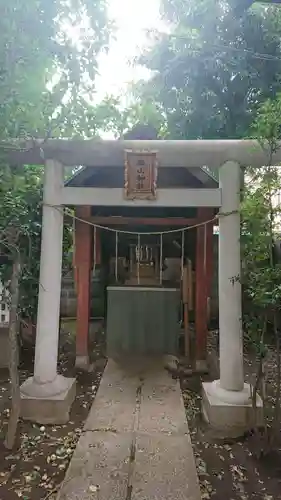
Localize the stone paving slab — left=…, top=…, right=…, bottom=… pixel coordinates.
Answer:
left=139, top=383, right=188, bottom=435
left=103, top=356, right=178, bottom=387
left=57, top=431, right=132, bottom=500
left=57, top=357, right=201, bottom=500
left=84, top=399, right=136, bottom=432
left=132, top=433, right=200, bottom=500
left=99, top=360, right=140, bottom=386
left=84, top=386, right=137, bottom=432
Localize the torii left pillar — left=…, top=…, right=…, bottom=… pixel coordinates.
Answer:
left=20, top=160, right=76, bottom=424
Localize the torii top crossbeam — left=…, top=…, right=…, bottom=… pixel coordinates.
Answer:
left=2, top=138, right=281, bottom=168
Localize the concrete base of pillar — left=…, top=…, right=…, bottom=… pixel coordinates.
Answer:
left=202, top=380, right=263, bottom=438
left=75, top=355, right=90, bottom=371
left=20, top=375, right=76, bottom=425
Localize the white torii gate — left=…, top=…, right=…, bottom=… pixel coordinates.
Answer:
left=9, top=138, right=277, bottom=433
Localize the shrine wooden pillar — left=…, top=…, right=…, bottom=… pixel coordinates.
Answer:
left=206, top=216, right=214, bottom=318
left=93, top=226, right=101, bottom=274
left=195, top=208, right=214, bottom=371
left=74, top=206, right=93, bottom=370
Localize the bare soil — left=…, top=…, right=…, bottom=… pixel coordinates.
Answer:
left=181, top=331, right=281, bottom=500
left=0, top=322, right=106, bottom=500
left=1, top=324, right=281, bottom=500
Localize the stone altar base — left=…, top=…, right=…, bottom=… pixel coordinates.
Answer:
left=20, top=375, right=76, bottom=425
left=202, top=380, right=263, bottom=438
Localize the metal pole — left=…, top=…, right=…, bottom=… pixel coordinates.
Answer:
left=137, top=234, right=140, bottom=285
left=181, top=230, right=185, bottom=280
left=93, top=225, right=96, bottom=277
left=115, top=231, right=118, bottom=282
left=204, top=223, right=207, bottom=277
left=160, top=233, right=163, bottom=285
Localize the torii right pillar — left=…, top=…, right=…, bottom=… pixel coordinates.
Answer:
left=202, top=161, right=263, bottom=437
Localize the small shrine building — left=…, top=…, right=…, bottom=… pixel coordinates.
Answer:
left=4, top=132, right=280, bottom=433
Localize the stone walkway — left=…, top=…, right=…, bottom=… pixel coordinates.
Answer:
left=57, top=357, right=201, bottom=500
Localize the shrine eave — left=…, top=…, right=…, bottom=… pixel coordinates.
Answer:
left=64, top=164, right=218, bottom=188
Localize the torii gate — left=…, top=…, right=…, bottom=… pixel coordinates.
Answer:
left=4, top=138, right=279, bottom=435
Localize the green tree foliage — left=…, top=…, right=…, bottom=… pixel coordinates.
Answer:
left=241, top=95, right=281, bottom=449
left=0, top=165, right=72, bottom=321
left=242, top=96, right=281, bottom=316
left=0, top=0, right=111, bottom=320
left=0, top=0, right=112, bottom=140
left=130, top=0, right=281, bottom=139
left=231, top=0, right=281, bottom=18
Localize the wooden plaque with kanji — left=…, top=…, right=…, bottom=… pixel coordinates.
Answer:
left=124, top=150, right=157, bottom=200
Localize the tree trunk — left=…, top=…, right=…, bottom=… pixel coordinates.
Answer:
left=271, top=312, right=281, bottom=449
left=4, top=258, right=21, bottom=450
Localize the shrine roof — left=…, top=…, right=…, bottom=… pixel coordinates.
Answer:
left=65, top=164, right=218, bottom=188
